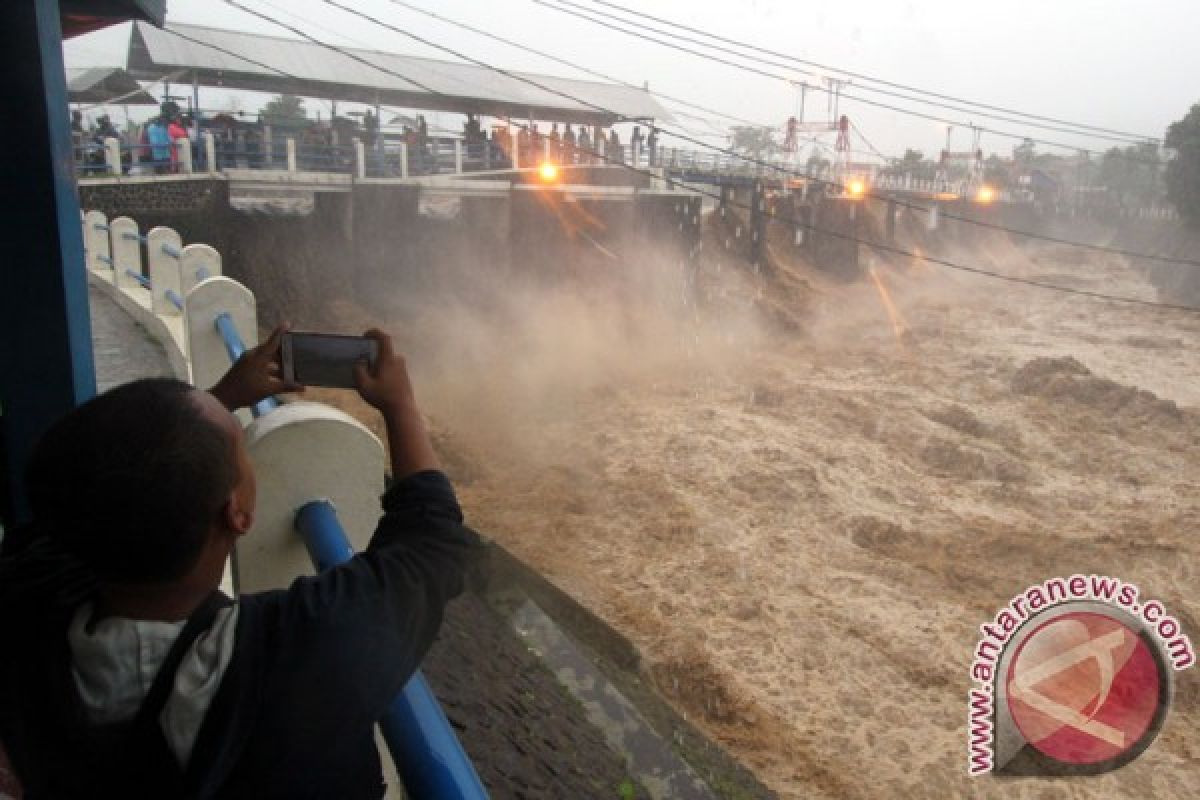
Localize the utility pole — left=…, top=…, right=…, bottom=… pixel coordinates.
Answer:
left=822, top=77, right=850, bottom=122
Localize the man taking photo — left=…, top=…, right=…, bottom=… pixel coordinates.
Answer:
left=0, top=327, right=479, bottom=798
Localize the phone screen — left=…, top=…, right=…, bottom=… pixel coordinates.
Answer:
left=282, top=332, right=378, bottom=389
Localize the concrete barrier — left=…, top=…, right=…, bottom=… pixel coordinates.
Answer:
left=181, top=243, right=222, bottom=294
left=238, top=402, right=386, bottom=593
left=84, top=210, right=111, bottom=278
left=185, top=276, right=256, bottom=398
left=147, top=226, right=184, bottom=317
left=109, top=216, right=143, bottom=292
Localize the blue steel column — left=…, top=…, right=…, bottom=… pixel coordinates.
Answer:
left=214, top=313, right=279, bottom=417
left=0, top=0, right=97, bottom=525
left=295, top=500, right=488, bottom=800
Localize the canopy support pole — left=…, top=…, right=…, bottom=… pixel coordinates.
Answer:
left=1, top=0, right=97, bottom=527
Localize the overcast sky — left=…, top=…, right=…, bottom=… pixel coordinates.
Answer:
left=65, top=0, right=1200, bottom=160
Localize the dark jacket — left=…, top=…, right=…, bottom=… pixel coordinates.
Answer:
left=0, top=470, right=480, bottom=798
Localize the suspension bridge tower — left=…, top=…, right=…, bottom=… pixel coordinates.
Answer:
left=935, top=124, right=985, bottom=195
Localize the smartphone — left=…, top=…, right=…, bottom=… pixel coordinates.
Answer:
left=281, top=331, right=378, bottom=389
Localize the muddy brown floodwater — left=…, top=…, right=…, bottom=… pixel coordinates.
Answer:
left=314, top=220, right=1200, bottom=798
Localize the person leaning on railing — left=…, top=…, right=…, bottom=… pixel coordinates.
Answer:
left=0, top=327, right=481, bottom=798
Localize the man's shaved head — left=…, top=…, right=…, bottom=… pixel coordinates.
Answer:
left=25, top=379, right=241, bottom=584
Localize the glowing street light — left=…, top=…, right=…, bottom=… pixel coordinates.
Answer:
left=538, top=162, right=559, bottom=182
left=976, top=185, right=996, bottom=204
left=847, top=179, right=865, bottom=198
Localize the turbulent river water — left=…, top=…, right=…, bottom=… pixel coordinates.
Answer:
left=314, top=211, right=1199, bottom=798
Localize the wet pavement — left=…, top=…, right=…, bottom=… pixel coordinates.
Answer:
left=88, top=282, right=173, bottom=391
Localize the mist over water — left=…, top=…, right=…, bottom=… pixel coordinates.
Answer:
left=300, top=199, right=1200, bottom=798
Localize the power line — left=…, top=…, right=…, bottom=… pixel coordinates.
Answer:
left=546, top=0, right=1147, bottom=146
left=533, top=0, right=1166, bottom=165
left=167, top=26, right=293, bottom=80
left=382, top=0, right=783, bottom=138
left=253, top=0, right=516, bottom=107
left=387, top=0, right=893, bottom=163
left=166, top=22, right=448, bottom=147
left=850, top=124, right=889, bottom=162
left=171, top=15, right=1200, bottom=315
left=386, top=0, right=894, bottom=165
left=582, top=0, right=1160, bottom=144
left=313, top=0, right=1200, bottom=270
left=222, top=0, right=1200, bottom=311
left=222, top=0, right=443, bottom=96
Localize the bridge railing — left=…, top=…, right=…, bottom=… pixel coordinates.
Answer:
left=79, top=130, right=777, bottom=182
left=75, top=136, right=204, bottom=178
left=81, top=208, right=487, bottom=799
left=295, top=140, right=357, bottom=173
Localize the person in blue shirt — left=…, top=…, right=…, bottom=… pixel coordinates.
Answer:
left=145, top=116, right=171, bottom=174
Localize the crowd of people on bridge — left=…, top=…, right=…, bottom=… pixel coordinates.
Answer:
left=73, top=102, right=222, bottom=175
left=493, top=120, right=659, bottom=168
left=73, top=99, right=665, bottom=178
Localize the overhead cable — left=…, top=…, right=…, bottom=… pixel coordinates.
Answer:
left=217, top=0, right=1200, bottom=304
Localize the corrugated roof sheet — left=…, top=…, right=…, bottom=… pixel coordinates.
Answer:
left=61, top=0, right=165, bottom=38
left=66, top=66, right=158, bottom=105
left=126, top=22, right=670, bottom=125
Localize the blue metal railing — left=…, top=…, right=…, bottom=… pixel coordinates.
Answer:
left=295, top=501, right=488, bottom=800
left=214, top=312, right=278, bottom=417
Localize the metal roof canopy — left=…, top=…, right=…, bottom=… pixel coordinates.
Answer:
left=67, top=66, right=158, bottom=104
left=126, top=22, right=671, bottom=127
left=61, top=0, right=164, bottom=38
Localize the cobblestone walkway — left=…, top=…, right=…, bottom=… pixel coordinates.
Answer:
left=89, top=284, right=174, bottom=392
left=424, top=592, right=647, bottom=799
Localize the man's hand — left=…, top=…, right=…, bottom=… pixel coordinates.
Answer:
left=209, top=324, right=304, bottom=412
left=353, top=329, right=416, bottom=414
left=354, top=329, right=438, bottom=477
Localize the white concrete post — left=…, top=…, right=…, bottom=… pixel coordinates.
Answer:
left=651, top=167, right=666, bottom=191
left=147, top=226, right=184, bottom=317
left=185, top=275, right=257, bottom=398
left=286, top=137, right=297, bottom=172
left=927, top=203, right=940, bottom=231
left=399, top=142, right=409, bottom=179
left=84, top=210, right=111, bottom=278
left=511, top=130, right=520, bottom=169
left=454, top=139, right=463, bottom=174
left=110, top=216, right=143, bottom=292
left=181, top=243, right=222, bottom=295
left=204, top=132, right=217, bottom=174
left=354, top=138, right=366, bottom=180
left=175, top=137, right=193, bottom=174
left=239, top=403, right=386, bottom=593
left=104, top=137, right=121, bottom=176
left=543, top=137, right=550, bottom=162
